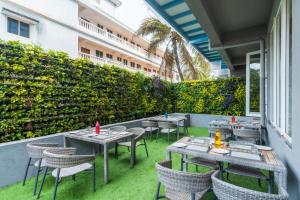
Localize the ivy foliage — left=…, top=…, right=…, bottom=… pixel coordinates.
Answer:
left=175, top=79, right=246, bottom=116
left=0, top=41, right=246, bottom=143
left=0, top=41, right=175, bottom=142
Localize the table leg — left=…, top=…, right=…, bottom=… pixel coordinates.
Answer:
left=64, top=137, right=68, bottom=147
left=176, top=121, right=179, bottom=140
left=218, top=162, right=223, bottom=180
left=183, top=154, right=188, bottom=172
left=130, top=140, right=135, bottom=168
left=103, top=144, right=109, bottom=184
left=180, top=154, right=184, bottom=171
left=268, top=171, right=274, bottom=193
left=166, top=151, right=172, bottom=161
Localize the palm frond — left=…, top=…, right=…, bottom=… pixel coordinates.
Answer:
left=177, top=39, right=197, bottom=79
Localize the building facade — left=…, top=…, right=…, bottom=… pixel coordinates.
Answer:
left=0, top=0, right=176, bottom=81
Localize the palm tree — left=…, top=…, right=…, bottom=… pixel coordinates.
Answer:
left=183, top=54, right=211, bottom=80
left=136, top=17, right=205, bottom=81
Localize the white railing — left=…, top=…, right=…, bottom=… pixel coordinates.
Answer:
left=78, top=52, right=158, bottom=77
left=78, top=18, right=162, bottom=63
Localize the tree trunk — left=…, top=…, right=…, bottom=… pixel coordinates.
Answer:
left=173, top=43, right=184, bottom=81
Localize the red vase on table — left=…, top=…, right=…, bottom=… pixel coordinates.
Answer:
left=231, top=116, right=236, bottom=124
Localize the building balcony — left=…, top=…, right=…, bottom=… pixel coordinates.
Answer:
left=78, top=52, right=159, bottom=77
left=78, top=18, right=162, bottom=65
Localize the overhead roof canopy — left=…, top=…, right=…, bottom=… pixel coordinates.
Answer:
left=145, top=0, right=274, bottom=71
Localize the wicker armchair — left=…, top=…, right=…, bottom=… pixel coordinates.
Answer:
left=141, top=120, right=159, bottom=139
left=233, top=129, right=260, bottom=144
left=155, top=160, right=214, bottom=200
left=211, top=171, right=288, bottom=200
left=23, top=143, right=59, bottom=195
left=37, top=148, right=96, bottom=200
left=115, top=128, right=148, bottom=164
left=158, top=122, right=177, bottom=143
left=109, top=125, right=127, bottom=132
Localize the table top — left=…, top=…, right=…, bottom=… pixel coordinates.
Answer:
left=65, top=128, right=134, bottom=145
left=149, top=115, right=186, bottom=122
left=167, top=137, right=286, bottom=172
left=209, top=119, right=261, bottom=129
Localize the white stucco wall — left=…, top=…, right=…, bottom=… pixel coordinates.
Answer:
left=0, top=0, right=78, bottom=58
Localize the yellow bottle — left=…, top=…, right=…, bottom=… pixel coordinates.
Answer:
left=214, top=129, right=222, bottom=148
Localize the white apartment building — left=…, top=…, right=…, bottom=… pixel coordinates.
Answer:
left=0, top=0, right=177, bottom=81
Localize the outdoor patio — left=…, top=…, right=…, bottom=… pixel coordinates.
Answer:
left=0, top=127, right=271, bottom=200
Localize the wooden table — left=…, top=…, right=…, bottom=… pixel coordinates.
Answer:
left=64, top=129, right=134, bottom=184
left=209, top=120, right=262, bottom=143
left=166, top=137, right=287, bottom=193
left=149, top=116, right=186, bottom=140
left=209, top=120, right=261, bottom=129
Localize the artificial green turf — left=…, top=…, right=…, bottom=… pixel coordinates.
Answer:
left=0, top=127, right=269, bottom=200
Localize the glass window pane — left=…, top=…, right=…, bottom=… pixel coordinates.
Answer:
left=20, top=22, right=30, bottom=38
left=249, top=54, right=260, bottom=113
left=7, top=17, right=19, bottom=35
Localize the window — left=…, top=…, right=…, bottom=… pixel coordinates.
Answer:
left=131, top=41, right=135, bottom=45
left=7, top=17, right=30, bottom=38
left=143, top=68, right=147, bottom=72
left=123, top=37, right=128, bottom=41
left=95, top=50, right=103, bottom=58
left=136, top=64, right=141, bottom=69
left=117, top=57, right=122, bottom=62
left=246, top=51, right=261, bottom=116
left=269, top=0, right=292, bottom=139
left=117, top=34, right=122, bottom=38
left=81, top=47, right=90, bottom=54
left=148, top=69, right=151, bottom=72
left=153, top=70, right=156, bottom=73
left=106, top=53, right=113, bottom=59
left=130, top=62, right=135, bottom=68
left=123, top=59, right=128, bottom=65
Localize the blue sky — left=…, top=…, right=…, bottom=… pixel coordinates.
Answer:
left=115, top=0, right=157, bottom=31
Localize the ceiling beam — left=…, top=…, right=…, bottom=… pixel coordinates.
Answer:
left=172, top=10, right=192, bottom=19
left=185, top=0, right=232, bottom=66
left=162, top=0, right=184, bottom=10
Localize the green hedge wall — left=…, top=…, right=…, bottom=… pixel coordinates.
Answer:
left=0, top=41, right=246, bottom=143
left=175, top=79, right=246, bottom=116
left=0, top=41, right=175, bottom=142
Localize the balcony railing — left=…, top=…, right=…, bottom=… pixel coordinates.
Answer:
left=78, top=18, right=161, bottom=63
left=78, top=52, right=159, bottom=77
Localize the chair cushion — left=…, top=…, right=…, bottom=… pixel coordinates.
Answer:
left=52, top=163, right=92, bottom=178
left=184, top=157, right=217, bottom=169
left=34, top=159, right=47, bottom=167
left=144, top=127, right=159, bottom=132
left=160, top=128, right=176, bottom=133
left=225, top=164, right=267, bottom=179
left=119, top=141, right=141, bottom=147
left=165, top=187, right=208, bottom=200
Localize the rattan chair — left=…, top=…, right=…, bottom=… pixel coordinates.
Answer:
left=141, top=120, right=159, bottom=139
left=211, top=171, right=288, bottom=200
left=37, top=148, right=96, bottom=200
left=158, top=122, right=177, bottom=143
left=23, top=143, right=59, bottom=195
left=233, top=129, right=260, bottom=144
left=115, top=128, right=148, bottom=163
left=155, top=160, right=214, bottom=200
left=170, top=114, right=189, bottom=135
left=109, top=125, right=127, bottom=132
